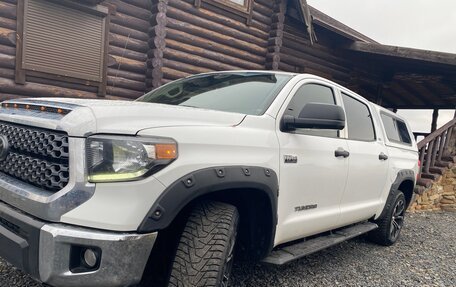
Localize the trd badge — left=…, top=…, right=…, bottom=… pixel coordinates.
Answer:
left=284, top=155, right=298, bottom=164
left=295, top=204, right=318, bottom=212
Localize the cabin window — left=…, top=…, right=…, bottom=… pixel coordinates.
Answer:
left=16, top=0, right=109, bottom=95
left=195, top=0, right=253, bottom=23
left=226, top=0, right=247, bottom=7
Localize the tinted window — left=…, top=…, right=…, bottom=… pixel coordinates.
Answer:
left=381, top=114, right=411, bottom=144
left=381, top=114, right=401, bottom=142
left=137, top=73, right=293, bottom=115
left=397, top=120, right=412, bottom=144
left=285, top=84, right=337, bottom=137
left=342, top=93, right=375, bottom=141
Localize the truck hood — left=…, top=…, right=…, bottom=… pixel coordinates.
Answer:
left=0, top=98, right=246, bottom=136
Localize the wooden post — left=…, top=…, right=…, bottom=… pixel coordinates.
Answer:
left=431, top=109, right=439, bottom=132
left=147, top=0, right=168, bottom=89
left=375, top=84, right=383, bottom=106
left=15, top=0, right=26, bottom=84
left=265, top=0, right=286, bottom=71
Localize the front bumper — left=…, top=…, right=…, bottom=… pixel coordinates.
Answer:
left=0, top=201, right=157, bottom=287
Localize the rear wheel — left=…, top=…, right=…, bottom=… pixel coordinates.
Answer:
left=168, top=201, right=239, bottom=287
left=368, top=189, right=406, bottom=246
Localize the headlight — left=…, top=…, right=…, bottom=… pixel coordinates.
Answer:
left=87, top=135, right=177, bottom=183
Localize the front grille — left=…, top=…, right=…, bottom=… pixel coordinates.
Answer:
left=0, top=121, right=69, bottom=192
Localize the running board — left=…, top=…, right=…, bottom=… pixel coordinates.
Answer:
left=262, top=222, right=378, bottom=265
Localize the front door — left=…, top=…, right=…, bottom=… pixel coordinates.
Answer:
left=274, top=81, right=349, bottom=245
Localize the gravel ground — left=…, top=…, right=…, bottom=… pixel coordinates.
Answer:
left=1, top=212, right=455, bottom=287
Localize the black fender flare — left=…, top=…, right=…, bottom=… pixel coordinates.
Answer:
left=391, top=169, right=415, bottom=192
left=138, top=166, right=279, bottom=234
left=386, top=169, right=416, bottom=211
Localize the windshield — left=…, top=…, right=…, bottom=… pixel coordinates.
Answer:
left=137, top=72, right=293, bottom=115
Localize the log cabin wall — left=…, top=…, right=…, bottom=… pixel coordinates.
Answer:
left=105, top=0, right=151, bottom=99
left=279, top=17, right=352, bottom=88
left=279, top=15, right=387, bottom=104
left=0, top=0, right=382, bottom=102
left=148, top=0, right=274, bottom=88
left=0, top=0, right=151, bottom=101
left=0, top=0, right=23, bottom=100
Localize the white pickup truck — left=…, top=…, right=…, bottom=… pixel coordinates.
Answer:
left=0, top=71, right=418, bottom=287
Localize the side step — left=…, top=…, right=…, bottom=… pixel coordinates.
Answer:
left=262, top=222, right=378, bottom=265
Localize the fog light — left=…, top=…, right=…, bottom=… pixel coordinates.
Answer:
left=83, top=249, right=98, bottom=268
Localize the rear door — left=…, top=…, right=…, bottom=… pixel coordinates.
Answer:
left=274, top=80, right=349, bottom=245
left=338, top=91, right=390, bottom=225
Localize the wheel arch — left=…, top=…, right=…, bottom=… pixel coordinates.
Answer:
left=390, top=169, right=416, bottom=210
left=138, top=166, right=279, bottom=259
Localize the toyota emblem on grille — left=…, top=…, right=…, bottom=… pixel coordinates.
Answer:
left=0, top=135, right=9, bottom=160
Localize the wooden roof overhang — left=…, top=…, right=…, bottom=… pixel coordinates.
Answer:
left=292, top=2, right=456, bottom=110
left=344, top=42, right=456, bottom=110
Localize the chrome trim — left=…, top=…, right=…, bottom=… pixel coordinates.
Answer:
left=39, top=224, right=156, bottom=287
left=0, top=105, right=96, bottom=136
left=0, top=137, right=95, bottom=221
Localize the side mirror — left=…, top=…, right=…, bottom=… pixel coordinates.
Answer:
left=282, top=103, right=345, bottom=131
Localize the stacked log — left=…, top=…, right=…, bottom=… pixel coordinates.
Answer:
left=149, top=0, right=273, bottom=85
left=105, top=0, right=150, bottom=98
left=147, top=0, right=167, bottom=89
left=0, top=0, right=150, bottom=101
left=0, top=2, right=16, bottom=100
left=278, top=19, right=352, bottom=85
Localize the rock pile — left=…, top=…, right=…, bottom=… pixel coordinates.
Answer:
left=408, top=167, right=456, bottom=212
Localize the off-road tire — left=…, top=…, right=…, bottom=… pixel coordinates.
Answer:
left=368, top=189, right=406, bottom=246
left=168, top=201, right=239, bottom=287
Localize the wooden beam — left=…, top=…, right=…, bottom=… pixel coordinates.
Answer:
left=391, top=81, right=427, bottom=106
left=375, top=84, right=383, bottom=105
left=390, top=105, right=456, bottom=110
left=309, top=7, right=377, bottom=43
left=431, top=109, right=439, bottom=132
left=419, top=80, right=455, bottom=107
left=421, top=80, right=456, bottom=106
left=347, top=41, right=456, bottom=66
left=382, top=85, right=414, bottom=108
left=15, top=0, right=25, bottom=84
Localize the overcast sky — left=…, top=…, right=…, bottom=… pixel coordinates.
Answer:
left=307, top=0, right=456, bottom=133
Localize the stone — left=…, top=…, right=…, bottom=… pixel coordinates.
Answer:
left=440, top=198, right=455, bottom=204
left=441, top=206, right=456, bottom=212
left=443, top=185, right=453, bottom=193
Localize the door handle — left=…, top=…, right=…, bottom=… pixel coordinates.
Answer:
left=335, top=148, right=350, bottom=158
left=379, top=152, right=389, bottom=161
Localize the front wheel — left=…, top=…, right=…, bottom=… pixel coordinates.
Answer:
left=168, top=201, right=239, bottom=287
left=368, top=189, right=406, bottom=246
